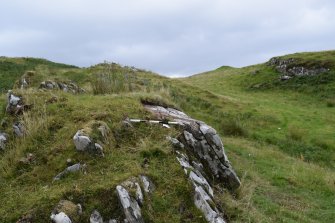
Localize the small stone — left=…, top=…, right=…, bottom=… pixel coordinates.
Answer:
left=0, top=133, right=8, bottom=150
left=50, top=212, right=72, bottom=223
left=90, top=210, right=103, bottom=223
left=13, top=122, right=25, bottom=137
left=53, top=163, right=84, bottom=181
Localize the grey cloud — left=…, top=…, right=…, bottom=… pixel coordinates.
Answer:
left=1, top=0, right=335, bottom=76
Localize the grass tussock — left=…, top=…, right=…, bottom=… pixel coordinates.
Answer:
left=221, top=117, right=249, bottom=137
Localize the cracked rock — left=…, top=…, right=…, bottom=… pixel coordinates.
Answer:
left=116, top=185, right=144, bottom=223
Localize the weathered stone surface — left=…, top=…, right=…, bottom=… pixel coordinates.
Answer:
left=90, top=210, right=103, bottom=223
left=40, top=80, right=85, bottom=94
left=183, top=128, right=240, bottom=190
left=139, top=175, right=155, bottom=194
left=194, top=186, right=225, bottom=223
left=0, top=132, right=8, bottom=150
left=73, top=130, right=104, bottom=157
left=144, top=104, right=240, bottom=190
left=53, top=163, right=85, bottom=181
left=116, top=185, right=144, bottom=223
left=268, top=57, right=330, bottom=79
left=121, top=177, right=144, bottom=206
left=13, top=122, right=25, bottom=137
left=175, top=150, right=225, bottom=223
left=167, top=136, right=184, bottom=149
left=73, top=121, right=109, bottom=157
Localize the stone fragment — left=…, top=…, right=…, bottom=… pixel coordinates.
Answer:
left=53, top=163, right=85, bottom=181
left=167, top=136, right=184, bottom=149
left=90, top=210, right=103, bottom=223
left=0, top=132, right=8, bottom=150
left=116, top=185, right=144, bottom=223
left=13, top=122, right=25, bottom=137
left=194, top=186, right=225, bottom=223
left=139, top=175, right=155, bottom=194
left=50, top=212, right=72, bottom=223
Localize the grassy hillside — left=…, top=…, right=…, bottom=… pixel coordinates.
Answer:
left=180, top=50, right=335, bottom=222
left=0, top=57, right=78, bottom=92
left=0, top=51, right=334, bottom=222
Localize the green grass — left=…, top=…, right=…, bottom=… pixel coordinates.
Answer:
left=1, top=50, right=335, bottom=222
left=178, top=50, right=335, bottom=222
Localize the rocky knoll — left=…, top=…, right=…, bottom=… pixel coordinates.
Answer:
left=144, top=104, right=241, bottom=223
left=268, top=57, right=330, bottom=80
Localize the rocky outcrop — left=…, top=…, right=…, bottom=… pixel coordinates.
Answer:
left=176, top=150, right=225, bottom=223
left=40, top=80, right=85, bottom=94
left=5, top=91, right=32, bottom=115
left=143, top=105, right=240, bottom=223
left=115, top=175, right=155, bottom=223
left=116, top=185, right=144, bottom=223
left=6, top=91, right=27, bottom=115
left=268, top=57, right=330, bottom=80
left=0, top=132, right=8, bottom=150
left=144, top=105, right=240, bottom=190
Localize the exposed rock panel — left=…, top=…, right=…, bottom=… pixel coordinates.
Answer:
left=40, top=80, right=85, bottom=93
left=115, top=175, right=154, bottom=223
left=268, top=57, right=330, bottom=79
left=144, top=105, right=240, bottom=190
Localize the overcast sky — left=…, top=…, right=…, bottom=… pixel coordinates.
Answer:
left=1, top=0, right=335, bottom=76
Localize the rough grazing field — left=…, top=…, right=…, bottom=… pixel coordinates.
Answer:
left=0, top=51, right=334, bottom=222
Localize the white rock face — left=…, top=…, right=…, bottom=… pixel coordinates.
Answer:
left=50, top=212, right=72, bottom=223
left=90, top=210, right=103, bottom=223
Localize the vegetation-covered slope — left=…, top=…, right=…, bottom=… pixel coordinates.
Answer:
left=181, top=50, right=335, bottom=222
left=0, top=51, right=334, bottom=223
